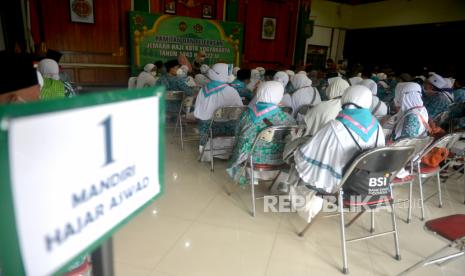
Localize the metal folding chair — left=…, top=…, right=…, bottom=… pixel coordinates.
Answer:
left=398, top=214, right=465, bottom=275
left=173, top=95, right=197, bottom=150
left=165, top=91, right=184, bottom=127
left=414, top=133, right=461, bottom=220
left=391, top=137, right=434, bottom=223
left=298, top=146, right=416, bottom=274
left=245, top=125, right=302, bottom=217
left=198, top=106, right=248, bottom=171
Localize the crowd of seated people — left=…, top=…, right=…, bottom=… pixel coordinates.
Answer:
left=133, top=55, right=465, bottom=223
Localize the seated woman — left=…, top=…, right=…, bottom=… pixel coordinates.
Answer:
left=194, top=63, right=243, bottom=154
left=38, top=58, right=75, bottom=99
left=390, top=83, right=429, bottom=141
left=360, top=79, right=388, bottom=117
left=303, top=77, right=350, bottom=136
left=284, top=70, right=296, bottom=94
left=227, top=81, right=296, bottom=185
left=291, top=85, right=384, bottom=221
left=290, top=74, right=322, bottom=119
left=230, top=69, right=253, bottom=103
left=136, top=63, right=157, bottom=88
left=273, top=71, right=292, bottom=107
left=423, top=73, right=454, bottom=118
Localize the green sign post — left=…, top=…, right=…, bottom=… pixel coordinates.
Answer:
left=0, top=87, right=165, bottom=276
left=129, top=11, right=243, bottom=75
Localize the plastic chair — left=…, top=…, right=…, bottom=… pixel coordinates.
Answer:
left=397, top=214, right=465, bottom=275
left=198, top=106, right=248, bottom=171
left=244, top=125, right=302, bottom=217
left=391, top=137, right=434, bottom=223
left=165, top=91, right=184, bottom=126
left=414, top=133, right=461, bottom=220
left=298, top=145, right=416, bottom=274
left=173, top=95, right=197, bottom=150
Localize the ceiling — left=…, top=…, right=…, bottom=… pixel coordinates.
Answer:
left=325, top=0, right=387, bottom=5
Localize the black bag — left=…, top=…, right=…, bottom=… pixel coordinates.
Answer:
left=341, top=125, right=391, bottom=204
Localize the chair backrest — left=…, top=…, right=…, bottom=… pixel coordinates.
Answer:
left=336, top=145, right=416, bottom=192
left=392, top=136, right=434, bottom=162
left=250, top=125, right=303, bottom=153
left=128, top=77, right=137, bottom=89
left=280, top=106, right=293, bottom=115
left=179, top=96, right=195, bottom=114
left=295, top=104, right=313, bottom=118
left=212, top=106, right=248, bottom=122
left=166, top=91, right=184, bottom=101
left=418, top=132, right=462, bottom=160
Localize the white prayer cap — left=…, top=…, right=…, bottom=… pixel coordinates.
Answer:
left=207, top=63, right=230, bottom=83
left=428, top=73, right=447, bottom=89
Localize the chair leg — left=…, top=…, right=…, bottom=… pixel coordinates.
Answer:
left=198, top=133, right=208, bottom=162
left=370, top=210, right=375, bottom=233
left=407, top=181, right=413, bottom=223
left=210, top=128, right=214, bottom=172
left=338, top=190, right=349, bottom=274
left=250, top=160, right=256, bottom=217
left=267, top=170, right=282, bottom=192
left=389, top=200, right=401, bottom=260
left=418, top=173, right=426, bottom=221
left=179, top=116, right=184, bottom=151
left=436, top=172, right=443, bottom=208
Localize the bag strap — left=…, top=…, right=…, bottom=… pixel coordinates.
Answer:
left=372, top=99, right=382, bottom=115
left=310, top=87, right=317, bottom=105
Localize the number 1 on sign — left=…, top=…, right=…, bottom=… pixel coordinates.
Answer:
left=100, top=116, right=115, bottom=166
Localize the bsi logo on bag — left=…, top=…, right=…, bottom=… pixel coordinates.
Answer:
left=369, top=177, right=387, bottom=187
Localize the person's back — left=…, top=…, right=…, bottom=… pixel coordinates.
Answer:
left=304, top=77, right=349, bottom=136
left=294, top=85, right=384, bottom=194
left=136, top=63, right=157, bottom=88
left=291, top=74, right=322, bottom=117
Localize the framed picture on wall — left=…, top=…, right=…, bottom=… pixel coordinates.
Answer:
left=262, top=17, right=276, bottom=40
left=201, top=4, right=214, bottom=19
left=164, top=0, right=176, bottom=14
left=69, top=0, right=95, bottom=24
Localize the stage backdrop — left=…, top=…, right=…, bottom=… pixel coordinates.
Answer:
left=129, top=11, right=243, bottom=75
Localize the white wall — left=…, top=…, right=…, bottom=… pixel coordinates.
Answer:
left=305, top=25, right=346, bottom=65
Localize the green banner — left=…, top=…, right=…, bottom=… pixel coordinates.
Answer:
left=129, top=11, right=243, bottom=75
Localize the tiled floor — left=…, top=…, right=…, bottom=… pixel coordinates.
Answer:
left=113, top=133, right=465, bottom=276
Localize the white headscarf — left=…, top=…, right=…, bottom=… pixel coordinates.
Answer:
left=144, top=63, right=155, bottom=73
left=326, top=77, right=349, bottom=100
left=291, top=74, right=312, bottom=89
left=256, top=67, right=265, bottom=78
left=273, top=71, right=289, bottom=88
left=285, top=70, right=295, bottom=77
left=251, top=69, right=261, bottom=80
left=36, top=70, right=44, bottom=89
left=393, top=82, right=428, bottom=139
left=207, top=63, right=230, bottom=83
left=342, top=85, right=372, bottom=109
left=297, top=71, right=307, bottom=75
left=376, top=72, right=387, bottom=80
left=232, top=67, right=240, bottom=76
left=349, top=76, right=363, bottom=86
left=38, top=58, right=60, bottom=80
left=200, top=64, right=210, bottom=74
left=360, top=79, right=378, bottom=95
left=256, top=81, right=284, bottom=105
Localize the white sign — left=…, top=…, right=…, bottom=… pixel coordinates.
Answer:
left=8, top=96, right=161, bottom=276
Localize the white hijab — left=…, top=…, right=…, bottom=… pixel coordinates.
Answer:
left=349, top=76, right=363, bottom=86
left=360, top=79, right=388, bottom=116
left=200, top=64, right=210, bottom=74
left=256, top=81, right=284, bottom=104
left=273, top=71, right=289, bottom=88
left=144, top=63, right=156, bottom=73
left=38, top=58, right=60, bottom=80
left=291, top=74, right=321, bottom=117
left=360, top=79, right=378, bottom=95
left=393, top=83, right=428, bottom=139
left=194, top=63, right=243, bottom=120
left=295, top=84, right=384, bottom=193
left=232, top=67, right=240, bottom=76
left=304, top=78, right=349, bottom=136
